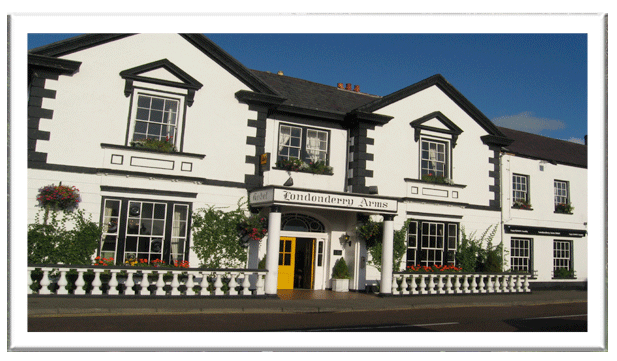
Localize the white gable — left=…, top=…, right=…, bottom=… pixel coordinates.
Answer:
left=139, top=67, right=185, bottom=83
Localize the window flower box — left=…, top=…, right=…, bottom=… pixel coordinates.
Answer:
left=276, top=158, right=333, bottom=175
left=555, top=203, right=574, bottom=214
left=512, top=199, right=533, bottom=210
left=130, top=136, right=177, bottom=153
left=421, top=173, right=453, bottom=185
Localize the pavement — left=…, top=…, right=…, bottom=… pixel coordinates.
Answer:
left=27, top=289, right=587, bottom=317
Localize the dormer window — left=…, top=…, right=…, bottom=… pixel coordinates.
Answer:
left=120, top=59, right=202, bottom=152
left=411, top=112, right=462, bottom=183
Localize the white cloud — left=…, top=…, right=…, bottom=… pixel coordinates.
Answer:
left=492, top=111, right=566, bottom=134
left=565, top=137, right=586, bottom=144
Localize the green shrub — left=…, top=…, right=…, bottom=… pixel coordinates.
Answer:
left=332, top=258, right=350, bottom=279
left=28, top=209, right=102, bottom=265
left=356, top=217, right=409, bottom=272
left=456, top=225, right=503, bottom=273
left=191, top=199, right=262, bottom=269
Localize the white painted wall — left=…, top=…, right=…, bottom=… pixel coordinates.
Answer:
left=501, top=154, right=588, bottom=282
left=368, top=85, right=495, bottom=207
left=38, top=34, right=255, bottom=184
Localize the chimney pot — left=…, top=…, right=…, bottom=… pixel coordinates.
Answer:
left=354, top=85, right=360, bottom=92
left=337, top=83, right=344, bottom=89
left=277, top=70, right=284, bottom=76
left=346, top=83, right=352, bottom=90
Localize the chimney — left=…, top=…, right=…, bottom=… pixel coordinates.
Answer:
left=337, top=83, right=344, bottom=89
left=346, top=83, right=352, bottom=91
left=353, top=85, right=360, bottom=92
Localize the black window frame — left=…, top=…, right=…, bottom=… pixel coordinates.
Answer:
left=276, top=122, right=331, bottom=165
left=406, top=219, right=459, bottom=268
left=99, top=196, right=192, bottom=265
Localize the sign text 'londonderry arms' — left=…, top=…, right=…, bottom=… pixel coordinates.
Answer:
left=249, top=188, right=398, bottom=213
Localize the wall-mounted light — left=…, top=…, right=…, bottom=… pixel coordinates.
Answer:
left=341, top=234, right=351, bottom=247
left=283, top=176, right=293, bottom=187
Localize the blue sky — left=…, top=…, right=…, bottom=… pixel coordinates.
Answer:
left=28, top=33, right=588, bottom=143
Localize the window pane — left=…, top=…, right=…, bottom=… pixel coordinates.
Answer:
left=151, top=97, right=164, bottom=110
left=136, top=108, right=150, bottom=120
left=150, top=110, right=164, bottom=123
left=134, top=121, right=147, bottom=134
left=137, top=95, right=151, bottom=108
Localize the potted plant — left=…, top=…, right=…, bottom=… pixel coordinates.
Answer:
left=331, top=257, right=351, bottom=292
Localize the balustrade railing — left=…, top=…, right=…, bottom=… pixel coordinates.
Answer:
left=28, top=265, right=268, bottom=297
left=391, top=272, right=531, bottom=295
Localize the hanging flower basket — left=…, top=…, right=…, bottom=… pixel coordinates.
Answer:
left=238, top=215, right=268, bottom=246
left=36, top=183, right=81, bottom=212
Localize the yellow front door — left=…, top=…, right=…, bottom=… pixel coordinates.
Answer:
left=277, top=237, right=296, bottom=290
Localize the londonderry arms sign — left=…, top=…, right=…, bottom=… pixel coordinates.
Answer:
left=249, top=187, right=398, bottom=213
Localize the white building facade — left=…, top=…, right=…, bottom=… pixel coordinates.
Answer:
left=28, top=34, right=587, bottom=295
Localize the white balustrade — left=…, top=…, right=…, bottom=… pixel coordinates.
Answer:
left=391, top=272, right=533, bottom=296
left=27, top=265, right=267, bottom=297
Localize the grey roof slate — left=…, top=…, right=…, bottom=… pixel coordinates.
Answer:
left=498, top=127, right=587, bottom=168
left=250, top=70, right=380, bottom=114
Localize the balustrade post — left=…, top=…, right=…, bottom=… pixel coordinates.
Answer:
left=391, top=275, right=400, bottom=295
left=228, top=272, right=239, bottom=296
left=255, top=272, right=265, bottom=295
left=155, top=272, right=166, bottom=296
left=199, top=272, right=211, bottom=296
left=125, top=270, right=136, bottom=295
left=185, top=273, right=196, bottom=296
left=74, top=270, right=86, bottom=295
left=170, top=271, right=181, bottom=296
left=470, top=275, right=478, bottom=293
left=453, top=275, right=462, bottom=294
left=487, top=275, right=494, bottom=293
left=39, top=268, right=52, bottom=295
left=410, top=275, right=418, bottom=295
left=214, top=272, right=224, bottom=296
left=139, top=271, right=151, bottom=296
left=56, top=269, right=69, bottom=295
left=437, top=275, right=445, bottom=294
left=508, top=274, right=516, bottom=292
left=241, top=272, right=252, bottom=296
left=462, top=274, right=470, bottom=293
left=108, top=270, right=120, bottom=295
left=400, top=275, right=409, bottom=295
left=493, top=275, right=502, bottom=293
left=478, top=275, right=486, bottom=293
left=523, top=274, right=531, bottom=292
left=427, top=274, right=436, bottom=294
left=445, top=275, right=454, bottom=294
left=27, top=269, right=34, bottom=294
left=91, top=269, right=103, bottom=295
left=516, top=275, right=524, bottom=293
left=419, top=275, right=427, bottom=294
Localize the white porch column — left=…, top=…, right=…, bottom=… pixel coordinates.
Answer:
left=380, top=214, right=395, bottom=295
left=264, top=206, right=282, bottom=295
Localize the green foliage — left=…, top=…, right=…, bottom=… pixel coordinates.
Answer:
left=28, top=209, right=102, bottom=265
left=130, top=136, right=177, bottom=153
left=456, top=224, right=503, bottom=273
left=276, top=158, right=333, bottom=175
left=332, top=258, right=351, bottom=279
left=554, top=268, right=575, bottom=279
left=357, top=217, right=410, bottom=272
left=191, top=199, right=259, bottom=268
